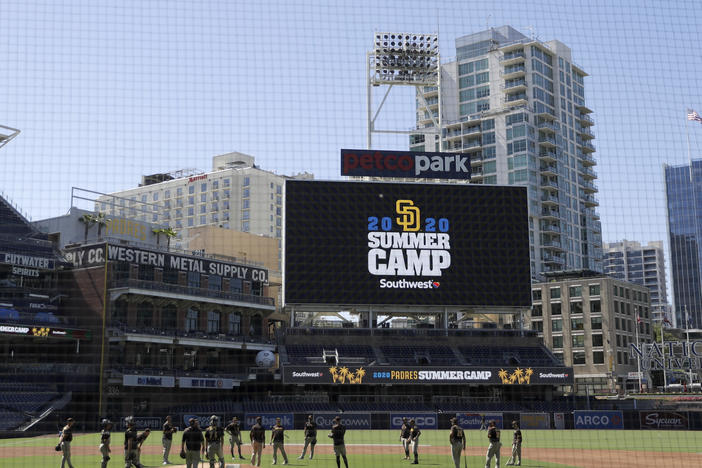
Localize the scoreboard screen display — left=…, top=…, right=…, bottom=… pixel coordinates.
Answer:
left=284, top=180, right=531, bottom=307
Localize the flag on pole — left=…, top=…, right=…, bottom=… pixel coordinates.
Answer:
left=636, top=314, right=642, bottom=324
left=688, top=109, right=702, bottom=123
left=663, top=315, right=672, bottom=327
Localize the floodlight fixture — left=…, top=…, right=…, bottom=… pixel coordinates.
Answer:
left=371, top=32, right=439, bottom=86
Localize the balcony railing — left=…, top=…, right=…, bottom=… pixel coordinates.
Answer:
left=110, top=278, right=275, bottom=307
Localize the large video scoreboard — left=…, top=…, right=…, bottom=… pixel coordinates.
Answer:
left=284, top=180, right=531, bottom=307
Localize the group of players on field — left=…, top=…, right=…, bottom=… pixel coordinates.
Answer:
left=56, top=414, right=522, bottom=468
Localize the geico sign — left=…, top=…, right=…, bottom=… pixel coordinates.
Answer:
left=392, top=416, right=436, bottom=427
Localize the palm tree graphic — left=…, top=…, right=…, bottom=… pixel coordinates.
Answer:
left=338, top=367, right=350, bottom=384
left=498, top=369, right=509, bottom=384
left=355, top=368, right=366, bottom=384
left=329, top=367, right=338, bottom=383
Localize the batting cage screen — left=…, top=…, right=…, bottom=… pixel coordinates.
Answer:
left=1, top=1, right=702, bottom=467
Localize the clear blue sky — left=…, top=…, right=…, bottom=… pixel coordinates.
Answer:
left=2, top=0, right=702, bottom=250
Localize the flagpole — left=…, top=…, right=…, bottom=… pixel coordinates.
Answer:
left=661, top=317, right=667, bottom=391
left=636, top=309, right=642, bottom=392
left=686, top=305, right=693, bottom=386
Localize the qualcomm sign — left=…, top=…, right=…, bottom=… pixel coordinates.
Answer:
left=314, top=413, right=371, bottom=430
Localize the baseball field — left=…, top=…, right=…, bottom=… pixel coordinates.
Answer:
left=1, top=429, right=701, bottom=468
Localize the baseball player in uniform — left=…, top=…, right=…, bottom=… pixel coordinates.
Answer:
left=484, top=420, right=501, bottom=468
left=449, top=417, right=466, bottom=468
left=225, top=416, right=245, bottom=459
left=409, top=419, right=421, bottom=465
left=400, top=417, right=411, bottom=460
left=205, top=415, right=226, bottom=468
left=180, top=418, right=204, bottom=468
left=505, top=421, right=522, bottom=466
left=249, top=416, right=266, bottom=467
left=58, top=417, right=76, bottom=468
left=135, top=428, right=150, bottom=467
left=124, top=417, right=143, bottom=468
left=270, top=417, right=289, bottom=465
left=298, top=414, right=317, bottom=460
left=162, top=415, right=176, bottom=465
left=100, top=419, right=112, bottom=468
left=328, top=416, right=348, bottom=468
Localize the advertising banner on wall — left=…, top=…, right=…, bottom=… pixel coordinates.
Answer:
left=573, top=411, right=623, bottom=430
left=0, top=324, right=91, bottom=340
left=390, top=413, right=438, bottom=429
left=455, top=413, right=503, bottom=429
left=282, top=365, right=573, bottom=386
left=1, top=252, right=56, bottom=270
left=123, top=375, right=175, bottom=388
left=284, top=180, right=530, bottom=307
left=520, top=413, right=551, bottom=429
left=313, top=413, right=372, bottom=430
left=639, top=411, right=689, bottom=430
left=184, top=414, right=225, bottom=429
left=64, top=243, right=268, bottom=284
left=244, top=413, right=294, bottom=430
left=340, top=149, right=472, bottom=180
left=553, top=412, right=566, bottom=430
left=119, top=417, right=163, bottom=430
left=177, top=377, right=235, bottom=389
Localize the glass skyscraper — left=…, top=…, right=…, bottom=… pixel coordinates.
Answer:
left=411, top=26, right=602, bottom=279
left=665, top=160, right=702, bottom=328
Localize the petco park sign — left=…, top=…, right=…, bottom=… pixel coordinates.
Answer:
left=341, top=149, right=471, bottom=180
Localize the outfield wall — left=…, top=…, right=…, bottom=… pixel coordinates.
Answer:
left=150, top=410, right=702, bottom=431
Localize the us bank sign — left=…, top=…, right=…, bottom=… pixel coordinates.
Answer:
left=630, top=341, right=702, bottom=370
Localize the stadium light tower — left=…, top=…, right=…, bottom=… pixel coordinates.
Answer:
left=367, top=32, right=441, bottom=149
left=0, top=125, right=20, bottom=150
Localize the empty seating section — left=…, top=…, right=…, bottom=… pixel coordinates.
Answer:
left=0, top=380, right=59, bottom=430
left=284, top=344, right=376, bottom=364
left=459, top=345, right=561, bottom=367
left=380, top=345, right=456, bottom=365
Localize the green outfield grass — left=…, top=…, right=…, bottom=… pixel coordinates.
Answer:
left=1, top=429, right=701, bottom=468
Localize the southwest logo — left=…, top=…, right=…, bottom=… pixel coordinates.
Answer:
left=432, top=282, right=440, bottom=288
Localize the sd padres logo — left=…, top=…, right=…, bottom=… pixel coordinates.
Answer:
left=367, top=199, right=451, bottom=286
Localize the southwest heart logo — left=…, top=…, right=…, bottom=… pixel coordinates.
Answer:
left=432, top=282, right=440, bottom=288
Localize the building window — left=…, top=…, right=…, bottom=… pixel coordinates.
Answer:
left=243, top=188, right=250, bottom=198
left=571, top=318, right=584, bottom=331
left=185, top=308, right=199, bottom=332
left=531, top=305, right=542, bottom=317
left=201, top=183, right=207, bottom=192
left=113, top=299, right=128, bottom=323
left=136, top=302, right=153, bottom=327
left=572, top=335, right=585, bottom=347
left=532, top=320, right=543, bottom=332
left=592, top=334, right=604, bottom=347
left=200, top=204, right=207, bottom=214
left=593, top=351, right=604, bottom=364
left=230, top=278, right=243, bottom=294
left=138, top=264, right=155, bottom=281
left=200, top=215, right=206, bottom=225
left=571, top=301, right=583, bottom=314
left=187, top=217, right=194, bottom=227
left=532, top=289, right=542, bottom=301
left=242, top=221, right=250, bottom=232
left=242, top=210, right=250, bottom=220
left=552, top=335, right=563, bottom=348
left=244, top=176, right=250, bottom=186
left=228, top=312, right=241, bottom=335
left=201, top=194, right=207, bottom=203
left=569, top=285, right=582, bottom=297
left=208, top=275, right=222, bottom=291
left=187, top=271, right=200, bottom=288
left=243, top=199, right=250, bottom=209
left=188, top=196, right=195, bottom=205
left=573, top=352, right=586, bottom=365
left=550, top=287, right=561, bottom=299
left=189, top=185, right=195, bottom=194
left=590, top=300, right=601, bottom=313
left=591, top=317, right=602, bottom=330
left=207, top=310, right=221, bottom=333
left=552, top=319, right=562, bottom=332
left=551, top=303, right=562, bottom=315
left=162, top=304, right=177, bottom=330
left=163, top=269, right=179, bottom=285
